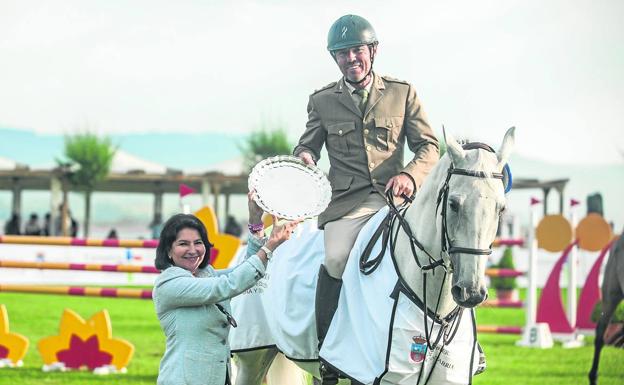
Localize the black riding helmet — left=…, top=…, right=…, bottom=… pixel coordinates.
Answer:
left=327, top=15, right=378, bottom=85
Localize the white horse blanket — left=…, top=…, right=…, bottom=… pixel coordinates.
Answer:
left=229, top=219, right=323, bottom=360
left=230, top=208, right=479, bottom=384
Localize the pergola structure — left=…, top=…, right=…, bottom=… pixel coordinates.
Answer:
left=0, top=167, right=249, bottom=235
left=1, top=164, right=568, bottom=234
left=511, top=177, right=570, bottom=215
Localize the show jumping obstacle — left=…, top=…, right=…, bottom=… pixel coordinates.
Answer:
left=0, top=260, right=160, bottom=274
left=0, top=284, right=152, bottom=299
left=0, top=235, right=158, bottom=248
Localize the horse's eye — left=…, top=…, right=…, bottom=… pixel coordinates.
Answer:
left=499, top=205, right=506, bottom=215
left=449, top=200, right=460, bottom=212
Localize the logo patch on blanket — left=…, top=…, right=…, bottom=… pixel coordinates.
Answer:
left=409, top=335, right=427, bottom=364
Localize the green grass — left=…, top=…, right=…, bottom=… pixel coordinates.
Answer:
left=0, top=292, right=162, bottom=384
left=0, top=289, right=623, bottom=385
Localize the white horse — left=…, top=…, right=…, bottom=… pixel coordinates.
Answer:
left=232, top=128, right=515, bottom=385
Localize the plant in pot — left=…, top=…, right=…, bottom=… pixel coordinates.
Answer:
left=490, top=247, right=518, bottom=301
left=590, top=300, right=624, bottom=347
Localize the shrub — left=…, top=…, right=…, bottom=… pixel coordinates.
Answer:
left=490, top=247, right=518, bottom=290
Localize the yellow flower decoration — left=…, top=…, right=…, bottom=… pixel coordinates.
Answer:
left=38, top=309, right=133, bottom=371
left=0, top=304, right=29, bottom=366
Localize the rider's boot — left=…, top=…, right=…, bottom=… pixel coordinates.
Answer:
left=315, top=264, right=342, bottom=385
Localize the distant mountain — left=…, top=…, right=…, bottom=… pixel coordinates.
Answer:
left=0, top=127, right=246, bottom=172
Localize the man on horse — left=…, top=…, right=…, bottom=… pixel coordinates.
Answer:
left=294, top=14, right=439, bottom=384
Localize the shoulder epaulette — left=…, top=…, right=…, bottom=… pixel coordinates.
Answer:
left=312, top=81, right=337, bottom=95
left=381, top=75, right=409, bottom=85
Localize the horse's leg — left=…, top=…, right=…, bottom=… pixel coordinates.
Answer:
left=266, top=353, right=308, bottom=385
left=589, top=237, right=624, bottom=385
left=234, top=348, right=278, bottom=385
left=588, top=273, right=622, bottom=384
left=588, top=310, right=609, bottom=385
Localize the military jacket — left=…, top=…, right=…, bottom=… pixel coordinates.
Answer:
left=294, top=73, right=439, bottom=228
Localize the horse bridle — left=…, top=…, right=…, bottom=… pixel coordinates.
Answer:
left=359, top=142, right=506, bottom=275
left=436, top=142, right=505, bottom=263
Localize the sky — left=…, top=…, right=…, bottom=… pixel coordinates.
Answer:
left=0, top=0, right=623, bottom=165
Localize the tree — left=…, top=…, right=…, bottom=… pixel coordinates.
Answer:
left=240, top=126, right=292, bottom=171
left=61, top=133, right=116, bottom=237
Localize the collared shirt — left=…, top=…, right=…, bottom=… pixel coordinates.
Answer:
left=344, top=75, right=373, bottom=110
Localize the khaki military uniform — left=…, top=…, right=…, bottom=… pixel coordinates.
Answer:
left=294, top=73, right=439, bottom=229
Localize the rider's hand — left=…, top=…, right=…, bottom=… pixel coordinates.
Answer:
left=265, top=216, right=301, bottom=251
left=385, top=173, right=415, bottom=199
left=298, top=152, right=316, bottom=166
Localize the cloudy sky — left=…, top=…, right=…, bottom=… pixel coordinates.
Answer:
left=1, top=0, right=622, bottom=164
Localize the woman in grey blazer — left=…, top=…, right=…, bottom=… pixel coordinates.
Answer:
left=153, top=195, right=299, bottom=385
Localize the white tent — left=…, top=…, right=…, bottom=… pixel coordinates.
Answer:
left=201, top=156, right=245, bottom=175
left=0, top=156, right=27, bottom=170
left=111, top=149, right=177, bottom=174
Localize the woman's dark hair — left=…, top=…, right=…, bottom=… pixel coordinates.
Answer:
left=154, top=214, right=213, bottom=271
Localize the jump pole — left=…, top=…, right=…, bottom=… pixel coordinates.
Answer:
left=0, top=235, right=159, bottom=248
left=516, top=197, right=553, bottom=348
left=0, top=260, right=160, bottom=274
left=564, top=199, right=582, bottom=348
left=0, top=284, right=152, bottom=299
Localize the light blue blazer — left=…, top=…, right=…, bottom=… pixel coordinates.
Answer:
left=153, top=235, right=266, bottom=385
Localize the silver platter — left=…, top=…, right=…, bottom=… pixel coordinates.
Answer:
left=248, top=155, right=331, bottom=220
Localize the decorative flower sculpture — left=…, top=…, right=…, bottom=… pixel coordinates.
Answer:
left=38, top=309, right=133, bottom=373
left=0, top=304, right=29, bottom=367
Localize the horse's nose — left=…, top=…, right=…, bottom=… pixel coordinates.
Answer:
left=451, top=284, right=488, bottom=308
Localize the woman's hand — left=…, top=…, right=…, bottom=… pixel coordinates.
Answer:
left=265, top=215, right=301, bottom=251
left=247, top=190, right=264, bottom=225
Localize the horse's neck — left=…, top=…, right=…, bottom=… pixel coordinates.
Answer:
left=395, top=159, right=456, bottom=318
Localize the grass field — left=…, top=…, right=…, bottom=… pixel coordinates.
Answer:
left=0, top=289, right=622, bottom=385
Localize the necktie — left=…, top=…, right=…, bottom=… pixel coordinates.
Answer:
left=354, top=89, right=369, bottom=113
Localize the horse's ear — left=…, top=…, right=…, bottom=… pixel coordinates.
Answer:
left=497, top=126, right=515, bottom=168
left=444, top=128, right=465, bottom=165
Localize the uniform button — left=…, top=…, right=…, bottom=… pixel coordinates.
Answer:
left=366, top=145, right=371, bottom=151
left=338, top=129, right=343, bottom=135
left=221, top=322, right=228, bottom=328
left=389, top=122, right=394, bottom=128
left=364, top=129, right=369, bottom=135
left=221, top=340, right=226, bottom=345
left=369, top=162, right=375, bottom=169
left=372, top=178, right=377, bottom=184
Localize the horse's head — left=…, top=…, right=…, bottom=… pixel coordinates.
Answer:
left=441, top=127, right=514, bottom=308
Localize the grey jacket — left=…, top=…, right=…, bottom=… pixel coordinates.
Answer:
left=294, top=73, right=439, bottom=228
left=153, top=235, right=266, bottom=385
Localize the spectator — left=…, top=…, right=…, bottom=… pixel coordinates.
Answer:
left=150, top=213, right=164, bottom=240
left=4, top=212, right=21, bottom=235
left=224, top=215, right=242, bottom=237
left=24, top=213, right=42, bottom=235
left=106, top=228, right=118, bottom=239
left=43, top=212, right=51, bottom=236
